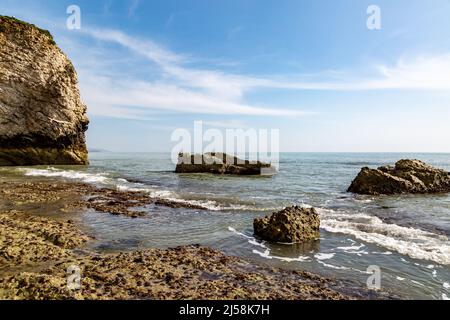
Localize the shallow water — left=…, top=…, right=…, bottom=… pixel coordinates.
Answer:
left=1, top=152, right=450, bottom=300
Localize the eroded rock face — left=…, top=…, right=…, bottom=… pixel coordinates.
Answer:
left=175, top=152, right=276, bottom=175
left=254, top=206, right=320, bottom=243
left=0, top=16, right=89, bottom=165
left=348, top=159, right=450, bottom=195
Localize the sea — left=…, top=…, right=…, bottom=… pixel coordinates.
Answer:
left=1, top=152, right=449, bottom=300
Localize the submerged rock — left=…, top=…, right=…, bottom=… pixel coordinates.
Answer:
left=0, top=16, right=89, bottom=165
left=175, top=152, right=276, bottom=175
left=348, top=159, right=450, bottom=195
left=254, top=206, right=320, bottom=243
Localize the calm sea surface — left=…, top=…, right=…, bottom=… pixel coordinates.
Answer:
left=1, top=152, right=449, bottom=299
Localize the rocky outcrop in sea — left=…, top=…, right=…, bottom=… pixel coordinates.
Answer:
left=348, top=159, right=450, bottom=195
left=254, top=206, right=321, bottom=243
left=175, top=152, right=276, bottom=175
left=0, top=16, right=89, bottom=165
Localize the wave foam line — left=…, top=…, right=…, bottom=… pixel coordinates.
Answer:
left=228, top=227, right=267, bottom=249
left=319, top=209, right=450, bottom=265
left=252, top=249, right=310, bottom=262
left=21, top=168, right=110, bottom=184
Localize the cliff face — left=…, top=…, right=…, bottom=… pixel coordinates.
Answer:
left=0, top=16, right=89, bottom=166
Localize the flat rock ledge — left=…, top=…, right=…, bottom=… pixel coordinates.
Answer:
left=0, top=210, right=90, bottom=267
left=0, top=245, right=349, bottom=300
left=254, top=206, right=320, bottom=243
left=0, top=181, right=209, bottom=218
left=175, top=152, right=276, bottom=175
left=348, top=159, right=450, bottom=195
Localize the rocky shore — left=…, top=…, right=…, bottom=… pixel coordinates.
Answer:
left=0, top=179, right=362, bottom=300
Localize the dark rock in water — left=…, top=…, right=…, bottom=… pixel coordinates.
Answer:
left=175, top=152, right=276, bottom=175
left=348, top=159, right=450, bottom=195
left=253, top=206, right=320, bottom=243
left=0, top=16, right=89, bottom=166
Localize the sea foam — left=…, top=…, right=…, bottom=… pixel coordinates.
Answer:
left=319, top=208, right=450, bottom=265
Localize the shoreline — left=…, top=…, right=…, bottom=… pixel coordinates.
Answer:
left=0, top=179, right=381, bottom=300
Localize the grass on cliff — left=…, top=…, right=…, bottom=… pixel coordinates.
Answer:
left=0, top=15, right=56, bottom=45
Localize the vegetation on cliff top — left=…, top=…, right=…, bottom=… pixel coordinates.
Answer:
left=0, top=15, right=55, bottom=45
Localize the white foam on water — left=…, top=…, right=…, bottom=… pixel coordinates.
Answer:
left=112, top=184, right=219, bottom=212
left=319, top=208, right=450, bottom=265
left=317, top=260, right=349, bottom=270
left=354, top=199, right=373, bottom=204
left=443, top=294, right=450, bottom=300
left=228, top=227, right=267, bottom=249
left=252, top=249, right=310, bottom=262
left=336, top=244, right=365, bottom=251
left=372, top=251, right=393, bottom=255
left=248, top=239, right=267, bottom=249
left=314, top=253, right=335, bottom=261
left=228, top=227, right=252, bottom=239
left=443, top=282, right=450, bottom=289
left=21, top=167, right=110, bottom=184
left=411, top=280, right=425, bottom=287
left=396, top=277, right=405, bottom=281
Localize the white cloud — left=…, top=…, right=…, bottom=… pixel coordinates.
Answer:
left=262, top=54, right=450, bottom=91
left=79, top=28, right=309, bottom=118
left=77, top=28, right=450, bottom=120
left=203, top=120, right=248, bottom=129
left=80, top=74, right=307, bottom=117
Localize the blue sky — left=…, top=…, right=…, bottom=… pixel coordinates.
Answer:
left=2, top=0, right=450, bottom=152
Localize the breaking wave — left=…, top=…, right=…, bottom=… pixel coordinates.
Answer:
left=319, top=208, right=450, bottom=265
left=18, top=168, right=274, bottom=212
left=21, top=167, right=110, bottom=184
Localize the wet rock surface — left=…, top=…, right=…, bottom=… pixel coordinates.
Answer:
left=0, top=210, right=90, bottom=267
left=0, top=16, right=89, bottom=165
left=348, top=159, right=450, bottom=195
left=176, top=153, right=276, bottom=175
left=0, top=181, right=208, bottom=218
left=0, top=245, right=349, bottom=300
left=254, top=206, right=320, bottom=243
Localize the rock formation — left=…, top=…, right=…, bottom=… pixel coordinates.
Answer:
left=175, top=152, right=276, bottom=175
left=254, top=206, right=320, bottom=243
left=348, top=159, right=450, bottom=195
left=0, top=16, right=89, bottom=166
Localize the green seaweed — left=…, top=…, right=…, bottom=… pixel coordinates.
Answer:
left=0, top=15, right=56, bottom=45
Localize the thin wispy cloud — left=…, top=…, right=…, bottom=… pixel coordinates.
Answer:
left=78, top=27, right=450, bottom=120
left=203, top=120, right=248, bottom=129
left=79, top=28, right=310, bottom=118
left=127, top=0, right=140, bottom=18
left=86, top=28, right=450, bottom=92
